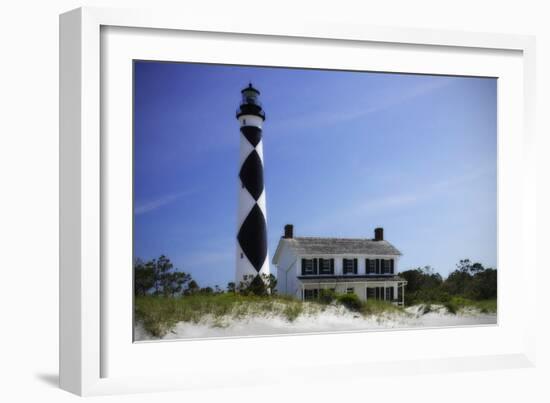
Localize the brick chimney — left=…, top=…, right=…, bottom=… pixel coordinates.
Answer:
left=284, top=224, right=294, bottom=239
left=374, top=227, right=384, bottom=241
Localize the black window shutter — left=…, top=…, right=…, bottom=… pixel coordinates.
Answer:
left=390, top=259, right=394, bottom=274
left=319, top=258, right=324, bottom=273
left=366, top=259, right=370, bottom=273
left=376, top=259, right=380, bottom=274
left=314, top=258, right=318, bottom=274
left=301, top=258, right=306, bottom=275
left=330, top=258, right=334, bottom=274
left=353, top=258, right=358, bottom=274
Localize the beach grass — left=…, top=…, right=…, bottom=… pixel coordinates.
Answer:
left=135, top=293, right=319, bottom=337
left=360, top=299, right=403, bottom=316
left=446, top=297, right=497, bottom=314
left=417, top=297, right=497, bottom=315
left=135, top=293, right=496, bottom=338
left=135, top=292, right=406, bottom=337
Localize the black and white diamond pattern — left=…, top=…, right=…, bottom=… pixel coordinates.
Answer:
left=239, top=150, right=264, bottom=201
left=241, top=126, right=262, bottom=147
left=237, top=204, right=267, bottom=271
left=236, top=125, right=268, bottom=279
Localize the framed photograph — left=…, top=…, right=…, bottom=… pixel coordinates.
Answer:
left=60, top=7, right=537, bottom=396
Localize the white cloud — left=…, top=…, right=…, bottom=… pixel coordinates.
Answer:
left=305, top=165, right=494, bottom=234
left=355, top=166, right=493, bottom=215
left=270, top=77, right=457, bottom=133
left=134, top=190, right=197, bottom=215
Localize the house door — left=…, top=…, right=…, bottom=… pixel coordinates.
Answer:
left=366, top=287, right=376, bottom=300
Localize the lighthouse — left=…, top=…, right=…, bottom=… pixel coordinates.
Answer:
left=235, top=83, right=269, bottom=286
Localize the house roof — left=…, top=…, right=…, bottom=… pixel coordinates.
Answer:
left=276, top=236, right=401, bottom=259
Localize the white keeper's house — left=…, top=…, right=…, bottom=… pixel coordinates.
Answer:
left=272, top=225, right=407, bottom=305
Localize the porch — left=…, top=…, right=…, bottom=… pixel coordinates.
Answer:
left=298, top=276, right=407, bottom=306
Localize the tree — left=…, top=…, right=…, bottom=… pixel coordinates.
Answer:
left=155, top=255, right=173, bottom=296
left=134, top=258, right=155, bottom=296
left=162, top=271, right=192, bottom=297
left=443, top=269, right=471, bottom=296
left=134, top=255, right=193, bottom=297
left=247, top=275, right=268, bottom=296
left=473, top=268, right=497, bottom=299
left=400, top=266, right=442, bottom=294
left=237, top=273, right=277, bottom=296
left=399, top=259, right=497, bottom=305
left=226, top=282, right=236, bottom=293
left=264, top=273, right=278, bottom=295
left=185, top=280, right=200, bottom=295
left=442, top=260, right=497, bottom=299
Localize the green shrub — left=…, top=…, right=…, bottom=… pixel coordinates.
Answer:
left=319, top=289, right=337, bottom=305
left=448, top=296, right=496, bottom=313
left=134, top=296, right=180, bottom=337
left=444, top=300, right=458, bottom=314
left=283, top=303, right=303, bottom=322
left=361, top=299, right=402, bottom=315
left=407, top=289, right=451, bottom=306
left=336, top=293, right=362, bottom=312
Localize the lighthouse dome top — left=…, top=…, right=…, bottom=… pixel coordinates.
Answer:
left=241, top=82, right=260, bottom=95
left=236, top=83, right=266, bottom=121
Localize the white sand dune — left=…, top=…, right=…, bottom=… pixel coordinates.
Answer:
left=135, top=304, right=496, bottom=341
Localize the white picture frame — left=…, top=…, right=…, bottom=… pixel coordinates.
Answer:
left=59, top=6, right=537, bottom=396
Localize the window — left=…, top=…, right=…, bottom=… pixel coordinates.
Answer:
left=346, top=287, right=354, bottom=294
left=319, top=258, right=334, bottom=275
left=366, top=287, right=376, bottom=299
left=366, top=259, right=376, bottom=274
left=382, top=259, right=394, bottom=274
left=301, top=259, right=317, bottom=275
left=343, top=258, right=357, bottom=274
left=304, top=289, right=319, bottom=300
left=367, top=287, right=386, bottom=300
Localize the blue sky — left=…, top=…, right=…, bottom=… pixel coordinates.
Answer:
left=134, top=61, right=497, bottom=288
